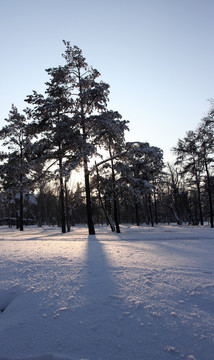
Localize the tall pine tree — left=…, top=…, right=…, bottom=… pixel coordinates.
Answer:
left=25, top=65, right=81, bottom=233
left=0, top=105, right=33, bottom=230
left=62, top=41, right=110, bottom=234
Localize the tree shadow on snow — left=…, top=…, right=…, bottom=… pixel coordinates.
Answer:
left=72, top=235, right=156, bottom=360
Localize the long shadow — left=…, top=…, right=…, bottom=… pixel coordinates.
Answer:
left=68, top=235, right=159, bottom=360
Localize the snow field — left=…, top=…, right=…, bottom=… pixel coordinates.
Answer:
left=0, top=224, right=213, bottom=360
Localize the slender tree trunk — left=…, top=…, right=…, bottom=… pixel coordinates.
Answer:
left=153, top=190, right=158, bottom=225
left=60, top=180, right=66, bottom=233
left=95, top=163, right=115, bottom=232
left=16, top=212, right=19, bottom=229
left=135, top=202, right=140, bottom=226
left=173, top=192, right=181, bottom=225
left=19, top=191, right=24, bottom=231
left=207, top=189, right=214, bottom=228
left=204, top=161, right=214, bottom=228
left=196, top=179, right=203, bottom=226
left=84, top=159, right=95, bottom=234
left=65, top=181, right=70, bottom=232
left=37, top=190, right=43, bottom=227
left=109, top=147, right=120, bottom=233
left=148, top=192, right=154, bottom=227
left=59, top=155, right=66, bottom=233
left=113, top=196, right=120, bottom=233
left=168, top=164, right=181, bottom=225
left=144, top=195, right=150, bottom=225
left=19, top=144, right=24, bottom=231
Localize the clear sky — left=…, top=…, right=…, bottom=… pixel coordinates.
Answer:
left=1, top=0, right=213, bottom=162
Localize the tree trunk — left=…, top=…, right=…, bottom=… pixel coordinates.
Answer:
left=154, top=190, right=158, bottom=225
left=65, top=181, right=70, bottom=232
left=59, top=156, right=66, bottom=233
left=196, top=179, right=203, bottom=226
left=109, top=148, right=120, bottom=233
left=60, top=180, right=66, bottom=233
left=204, top=161, right=214, bottom=228
left=95, top=163, right=115, bottom=232
left=148, top=192, right=154, bottom=227
left=207, top=189, right=214, bottom=228
left=19, top=191, right=24, bottom=231
left=135, top=202, right=140, bottom=226
left=84, top=160, right=95, bottom=235
left=168, top=164, right=181, bottom=225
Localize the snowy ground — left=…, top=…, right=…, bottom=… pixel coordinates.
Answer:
left=0, top=224, right=213, bottom=360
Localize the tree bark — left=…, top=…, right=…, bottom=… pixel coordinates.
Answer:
left=148, top=192, right=154, bottom=227
left=204, top=160, right=214, bottom=228
left=19, top=191, right=24, bottom=231
left=84, top=160, right=95, bottom=234
left=196, top=178, right=203, bottom=226
left=65, top=181, right=70, bottom=232
left=59, top=155, right=66, bottom=233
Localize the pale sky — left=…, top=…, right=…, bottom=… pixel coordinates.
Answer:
left=1, top=0, right=213, bottom=162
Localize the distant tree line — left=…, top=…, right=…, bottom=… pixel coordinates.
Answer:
left=0, top=41, right=213, bottom=232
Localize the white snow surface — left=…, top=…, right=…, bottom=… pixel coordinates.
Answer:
left=0, top=224, right=213, bottom=360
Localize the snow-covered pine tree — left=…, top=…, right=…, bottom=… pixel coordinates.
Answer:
left=25, top=65, right=81, bottom=233
left=0, top=105, right=34, bottom=230
left=121, top=142, right=164, bottom=226
left=92, top=110, right=129, bottom=232
left=173, top=131, right=204, bottom=226
left=62, top=41, right=110, bottom=235
left=196, top=111, right=214, bottom=228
